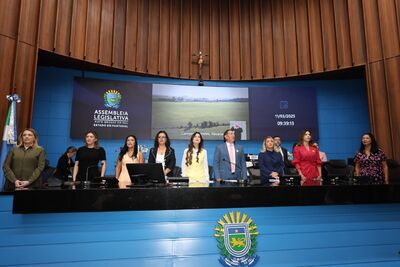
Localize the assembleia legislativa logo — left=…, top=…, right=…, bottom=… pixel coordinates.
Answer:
left=215, top=211, right=259, bottom=267
left=104, top=89, right=122, bottom=109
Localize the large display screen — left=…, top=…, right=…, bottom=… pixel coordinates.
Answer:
left=70, top=77, right=318, bottom=140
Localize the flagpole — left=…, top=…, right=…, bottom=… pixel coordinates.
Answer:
left=0, top=94, right=20, bottom=190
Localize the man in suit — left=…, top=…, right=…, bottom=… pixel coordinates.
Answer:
left=213, top=129, right=247, bottom=181
left=273, top=135, right=291, bottom=168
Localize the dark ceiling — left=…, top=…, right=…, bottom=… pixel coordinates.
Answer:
left=38, top=49, right=366, bottom=82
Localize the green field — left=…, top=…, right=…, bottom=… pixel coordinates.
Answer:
left=152, top=101, right=249, bottom=139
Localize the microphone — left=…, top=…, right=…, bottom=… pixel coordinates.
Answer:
left=83, top=164, right=100, bottom=186
left=222, top=158, right=242, bottom=172
left=222, top=158, right=247, bottom=182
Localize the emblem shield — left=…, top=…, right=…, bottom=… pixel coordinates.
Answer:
left=224, top=223, right=251, bottom=258
left=104, top=90, right=121, bottom=109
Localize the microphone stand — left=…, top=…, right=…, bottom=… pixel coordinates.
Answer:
left=83, top=165, right=98, bottom=187
left=222, top=158, right=247, bottom=185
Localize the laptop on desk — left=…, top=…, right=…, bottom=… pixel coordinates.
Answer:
left=126, top=163, right=166, bottom=186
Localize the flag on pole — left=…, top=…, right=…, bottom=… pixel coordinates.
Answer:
left=0, top=94, right=20, bottom=190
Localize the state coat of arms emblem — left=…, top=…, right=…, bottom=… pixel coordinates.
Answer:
left=104, top=89, right=122, bottom=109
left=215, top=211, right=259, bottom=266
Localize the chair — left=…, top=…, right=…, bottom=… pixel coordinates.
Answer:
left=283, top=161, right=298, bottom=175
left=247, top=167, right=261, bottom=185
left=323, top=159, right=353, bottom=185
left=172, top=166, right=182, bottom=177
left=41, top=160, right=57, bottom=187
left=208, top=165, right=214, bottom=180
left=387, top=159, right=400, bottom=184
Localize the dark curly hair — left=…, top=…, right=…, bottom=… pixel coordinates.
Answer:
left=118, top=135, right=138, bottom=161
left=358, top=132, right=379, bottom=154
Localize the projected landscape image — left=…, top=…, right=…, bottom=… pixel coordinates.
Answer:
left=151, top=84, right=249, bottom=140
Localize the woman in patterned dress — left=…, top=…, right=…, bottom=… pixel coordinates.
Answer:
left=354, top=133, right=388, bottom=184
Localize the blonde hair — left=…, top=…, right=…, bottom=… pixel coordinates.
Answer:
left=17, top=128, right=40, bottom=148
left=260, top=136, right=273, bottom=152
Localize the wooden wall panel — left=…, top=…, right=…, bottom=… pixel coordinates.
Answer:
left=124, top=0, right=138, bottom=71
left=136, top=0, right=149, bottom=72
left=147, top=0, right=160, bottom=75
left=229, top=0, right=241, bottom=79
left=0, top=36, right=15, bottom=93
left=249, top=0, right=263, bottom=79
left=397, top=0, right=400, bottom=40
left=112, top=0, right=126, bottom=69
left=363, top=0, right=383, bottom=62
left=272, top=0, right=286, bottom=77
left=0, top=0, right=20, bottom=38
left=385, top=56, right=400, bottom=160
left=85, top=0, right=101, bottom=62
left=307, top=0, right=324, bottom=72
left=169, top=0, right=180, bottom=77
left=199, top=0, right=210, bottom=79
left=0, top=36, right=15, bottom=132
left=283, top=0, right=298, bottom=76
left=13, top=43, right=37, bottom=131
left=70, top=0, right=88, bottom=59
left=190, top=0, right=200, bottom=79
left=39, top=0, right=57, bottom=51
left=209, top=0, right=220, bottom=79
left=347, top=0, right=366, bottom=65
left=320, top=0, right=338, bottom=70
left=99, top=0, right=114, bottom=65
left=295, top=0, right=311, bottom=74
left=180, top=0, right=190, bottom=78
left=377, top=0, right=400, bottom=58
left=19, top=0, right=40, bottom=46
left=333, top=0, right=352, bottom=68
left=260, top=0, right=274, bottom=78
left=219, top=0, right=230, bottom=80
left=239, top=0, right=252, bottom=80
left=158, top=0, right=170, bottom=76
left=367, top=61, right=392, bottom=156
left=54, top=0, right=73, bottom=55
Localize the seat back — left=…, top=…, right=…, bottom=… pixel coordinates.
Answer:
left=208, top=165, right=214, bottom=179
left=172, top=166, right=182, bottom=177
left=387, top=159, right=400, bottom=184
left=247, top=167, right=261, bottom=185
left=323, top=159, right=352, bottom=185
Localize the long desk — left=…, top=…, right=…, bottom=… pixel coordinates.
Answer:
left=11, top=183, right=400, bottom=213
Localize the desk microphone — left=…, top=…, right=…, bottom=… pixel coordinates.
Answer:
left=222, top=158, right=242, bottom=171
left=222, top=158, right=247, bottom=183
left=84, top=164, right=100, bottom=186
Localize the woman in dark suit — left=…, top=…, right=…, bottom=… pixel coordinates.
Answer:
left=258, top=136, right=284, bottom=185
left=53, top=146, right=77, bottom=181
left=148, top=131, right=176, bottom=177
